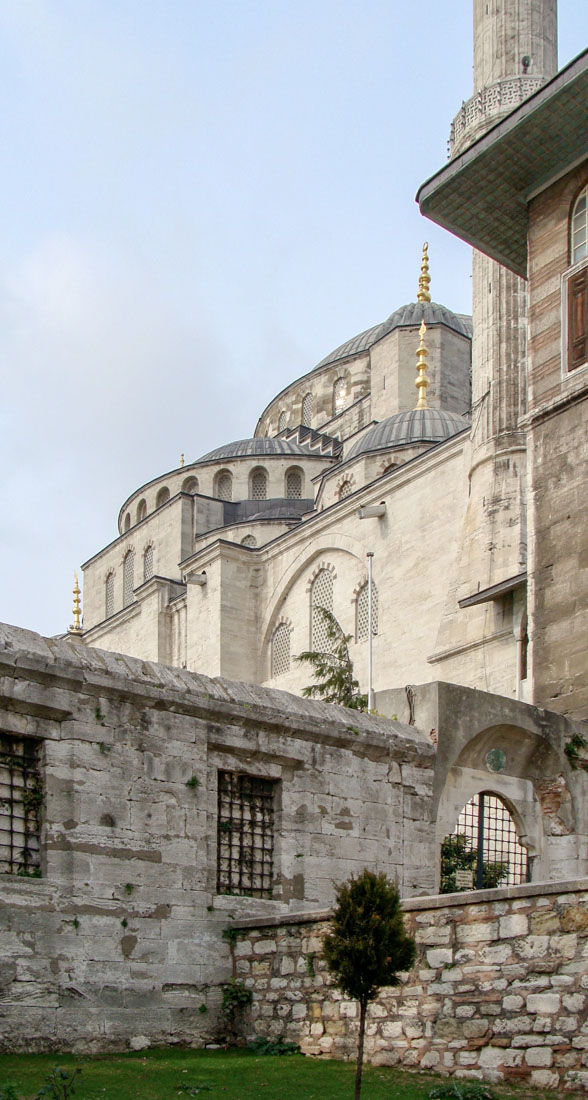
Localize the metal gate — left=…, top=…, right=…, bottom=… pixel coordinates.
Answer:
left=440, top=791, right=529, bottom=893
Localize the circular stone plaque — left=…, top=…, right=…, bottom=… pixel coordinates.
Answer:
left=485, top=748, right=506, bottom=773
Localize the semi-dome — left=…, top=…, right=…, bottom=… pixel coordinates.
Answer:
left=345, top=408, right=470, bottom=461
left=198, top=438, right=311, bottom=462
left=316, top=300, right=472, bottom=370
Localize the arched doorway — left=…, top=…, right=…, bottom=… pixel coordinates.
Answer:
left=440, top=791, right=529, bottom=893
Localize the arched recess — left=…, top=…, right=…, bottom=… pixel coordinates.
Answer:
left=249, top=466, right=268, bottom=500
left=156, top=486, right=170, bottom=508
left=124, top=512, right=131, bottom=531
left=214, top=469, right=233, bottom=501
left=285, top=466, right=303, bottom=499
left=136, top=499, right=147, bottom=523
left=182, top=476, right=199, bottom=495
left=570, top=181, right=587, bottom=265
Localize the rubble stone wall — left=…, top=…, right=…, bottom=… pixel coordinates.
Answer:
left=235, top=879, right=588, bottom=1092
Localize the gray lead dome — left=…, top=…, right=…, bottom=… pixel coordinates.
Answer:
left=198, top=438, right=310, bottom=462
left=345, top=409, right=470, bottom=460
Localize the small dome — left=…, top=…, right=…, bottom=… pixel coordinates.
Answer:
left=198, top=438, right=310, bottom=462
left=345, top=409, right=470, bottom=461
left=316, top=300, right=471, bottom=370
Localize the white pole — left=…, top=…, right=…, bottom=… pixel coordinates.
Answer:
left=367, top=552, right=374, bottom=711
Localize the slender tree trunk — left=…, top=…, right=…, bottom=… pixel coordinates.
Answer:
left=354, top=997, right=368, bottom=1100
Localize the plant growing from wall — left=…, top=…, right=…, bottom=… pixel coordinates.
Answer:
left=323, top=869, right=415, bottom=1100
left=295, top=607, right=367, bottom=710
left=565, top=732, right=588, bottom=773
left=219, top=978, right=252, bottom=1043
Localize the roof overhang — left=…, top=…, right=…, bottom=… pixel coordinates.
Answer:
left=416, top=50, right=588, bottom=278
left=458, top=572, right=526, bottom=609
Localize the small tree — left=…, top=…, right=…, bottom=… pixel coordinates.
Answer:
left=295, top=607, right=367, bottom=710
left=323, top=870, right=416, bottom=1100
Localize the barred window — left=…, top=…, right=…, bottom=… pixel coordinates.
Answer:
left=251, top=467, right=268, bottom=500
left=217, top=771, right=277, bottom=898
left=572, top=186, right=587, bottom=265
left=156, top=486, right=170, bottom=508
left=338, top=480, right=352, bottom=500
left=441, top=792, right=529, bottom=892
left=241, top=535, right=257, bottom=547
left=356, top=580, right=379, bottom=642
left=0, top=734, right=42, bottom=876
left=311, top=568, right=333, bottom=649
left=286, top=468, right=302, bottom=499
left=123, top=550, right=135, bottom=607
left=136, top=499, right=147, bottom=523
left=272, top=623, right=290, bottom=676
left=143, top=545, right=154, bottom=581
left=302, top=392, right=312, bottom=427
left=278, top=411, right=287, bottom=432
left=333, top=377, right=347, bottom=415
left=215, top=471, right=232, bottom=501
left=105, top=572, right=115, bottom=618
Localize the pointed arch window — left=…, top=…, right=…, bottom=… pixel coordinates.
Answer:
left=272, top=623, right=291, bottom=677
left=250, top=467, right=268, bottom=500
left=278, top=411, right=287, bottom=432
left=143, top=545, right=154, bottom=581
left=302, top=392, right=312, bottom=427
left=310, top=568, right=333, bottom=649
left=215, top=471, right=233, bottom=501
left=356, top=580, right=378, bottom=642
left=333, top=377, right=347, bottom=415
left=105, top=572, right=115, bottom=618
left=286, top=468, right=303, bottom=499
left=241, top=535, right=257, bottom=547
left=571, top=186, right=587, bottom=265
left=338, top=480, right=352, bottom=500
left=123, top=550, right=135, bottom=607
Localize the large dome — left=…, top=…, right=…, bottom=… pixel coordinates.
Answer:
left=316, top=300, right=472, bottom=370
left=198, top=438, right=311, bottom=462
left=345, top=409, right=470, bottom=460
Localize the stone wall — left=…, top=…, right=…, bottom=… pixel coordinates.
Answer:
left=235, top=879, right=588, bottom=1092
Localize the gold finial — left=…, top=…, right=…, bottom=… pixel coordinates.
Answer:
left=71, top=571, right=82, bottom=633
left=417, top=241, right=431, bottom=303
left=415, top=320, right=429, bottom=410
left=180, top=453, right=185, bottom=468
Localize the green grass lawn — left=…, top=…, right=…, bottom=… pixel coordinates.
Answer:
left=0, top=1047, right=566, bottom=1100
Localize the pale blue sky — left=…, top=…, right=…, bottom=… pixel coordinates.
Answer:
left=1, top=0, right=586, bottom=636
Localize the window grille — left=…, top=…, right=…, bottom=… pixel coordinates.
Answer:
left=272, top=623, right=290, bottom=676
left=338, top=480, right=352, bottom=500
left=286, top=469, right=302, bottom=499
left=311, top=569, right=333, bottom=649
left=0, top=734, right=42, bottom=876
left=105, top=573, right=115, bottom=618
left=217, top=771, right=276, bottom=898
left=302, top=392, right=312, bottom=427
left=278, top=411, right=287, bottom=432
left=333, top=377, right=347, bottom=415
left=143, top=545, right=154, bottom=581
left=241, top=535, right=257, bottom=547
left=216, top=472, right=232, bottom=501
left=356, top=580, right=379, bottom=642
left=123, top=550, right=135, bottom=607
left=441, top=792, right=529, bottom=893
left=251, top=468, right=267, bottom=500
left=572, top=187, right=587, bottom=264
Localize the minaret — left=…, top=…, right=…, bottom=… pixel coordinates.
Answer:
left=453, top=1, right=557, bottom=599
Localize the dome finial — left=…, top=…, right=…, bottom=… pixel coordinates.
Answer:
left=417, top=241, right=431, bottom=303
left=180, top=452, right=185, bottom=468
left=71, top=571, right=82, bottom=634
left=415, top=320, right=429, bottom=410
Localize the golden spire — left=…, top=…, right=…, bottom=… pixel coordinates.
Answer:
left=415, top=320, right=429, bottom=410
left=180, top=453, right=185, bottom=468
left=417, top=241, right=431, bottom=303
left=71, top=572, right=82, bottom=633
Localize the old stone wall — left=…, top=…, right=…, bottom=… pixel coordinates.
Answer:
left=235, top=879, right=588, bottom=1092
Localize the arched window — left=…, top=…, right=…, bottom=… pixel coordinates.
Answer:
left=136, top=499, right=147, bottom=523
left=182, top=476, right=199, bottom=495
left=338, top=480, right=352, bottom=500
left=285, top=467, right=303, bottom=499
left=571, top=186, right=587, bottom=265
left=310, top=568, right=333, bottom=649
left=215, top=470, right=232, bottom=501
left=250, top=467, right=268, bottom=500
left=333, top=377, right=347, bottom=415
left=124, top=512, right=131, bottom=531
left=123, top=550, right=135, bottom=607
left=302, top=392, right=312, bottom=427
left=272, top=623, right=291, bottom=677
left=105, top=572, right=115, bottom=618
left=440, top=792, right=529, bottom=893
left=143, top=545, right=154, bottom=581
left=241, top=535, right=257, bottom=547
left=356, top=580, right=379, bottom=642
left=156, top=486, right=170, bottom=509
left=278, top=411, right=287, bottom=432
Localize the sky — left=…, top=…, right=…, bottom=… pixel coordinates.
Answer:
left=1, top=1, right=587, bottom=638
